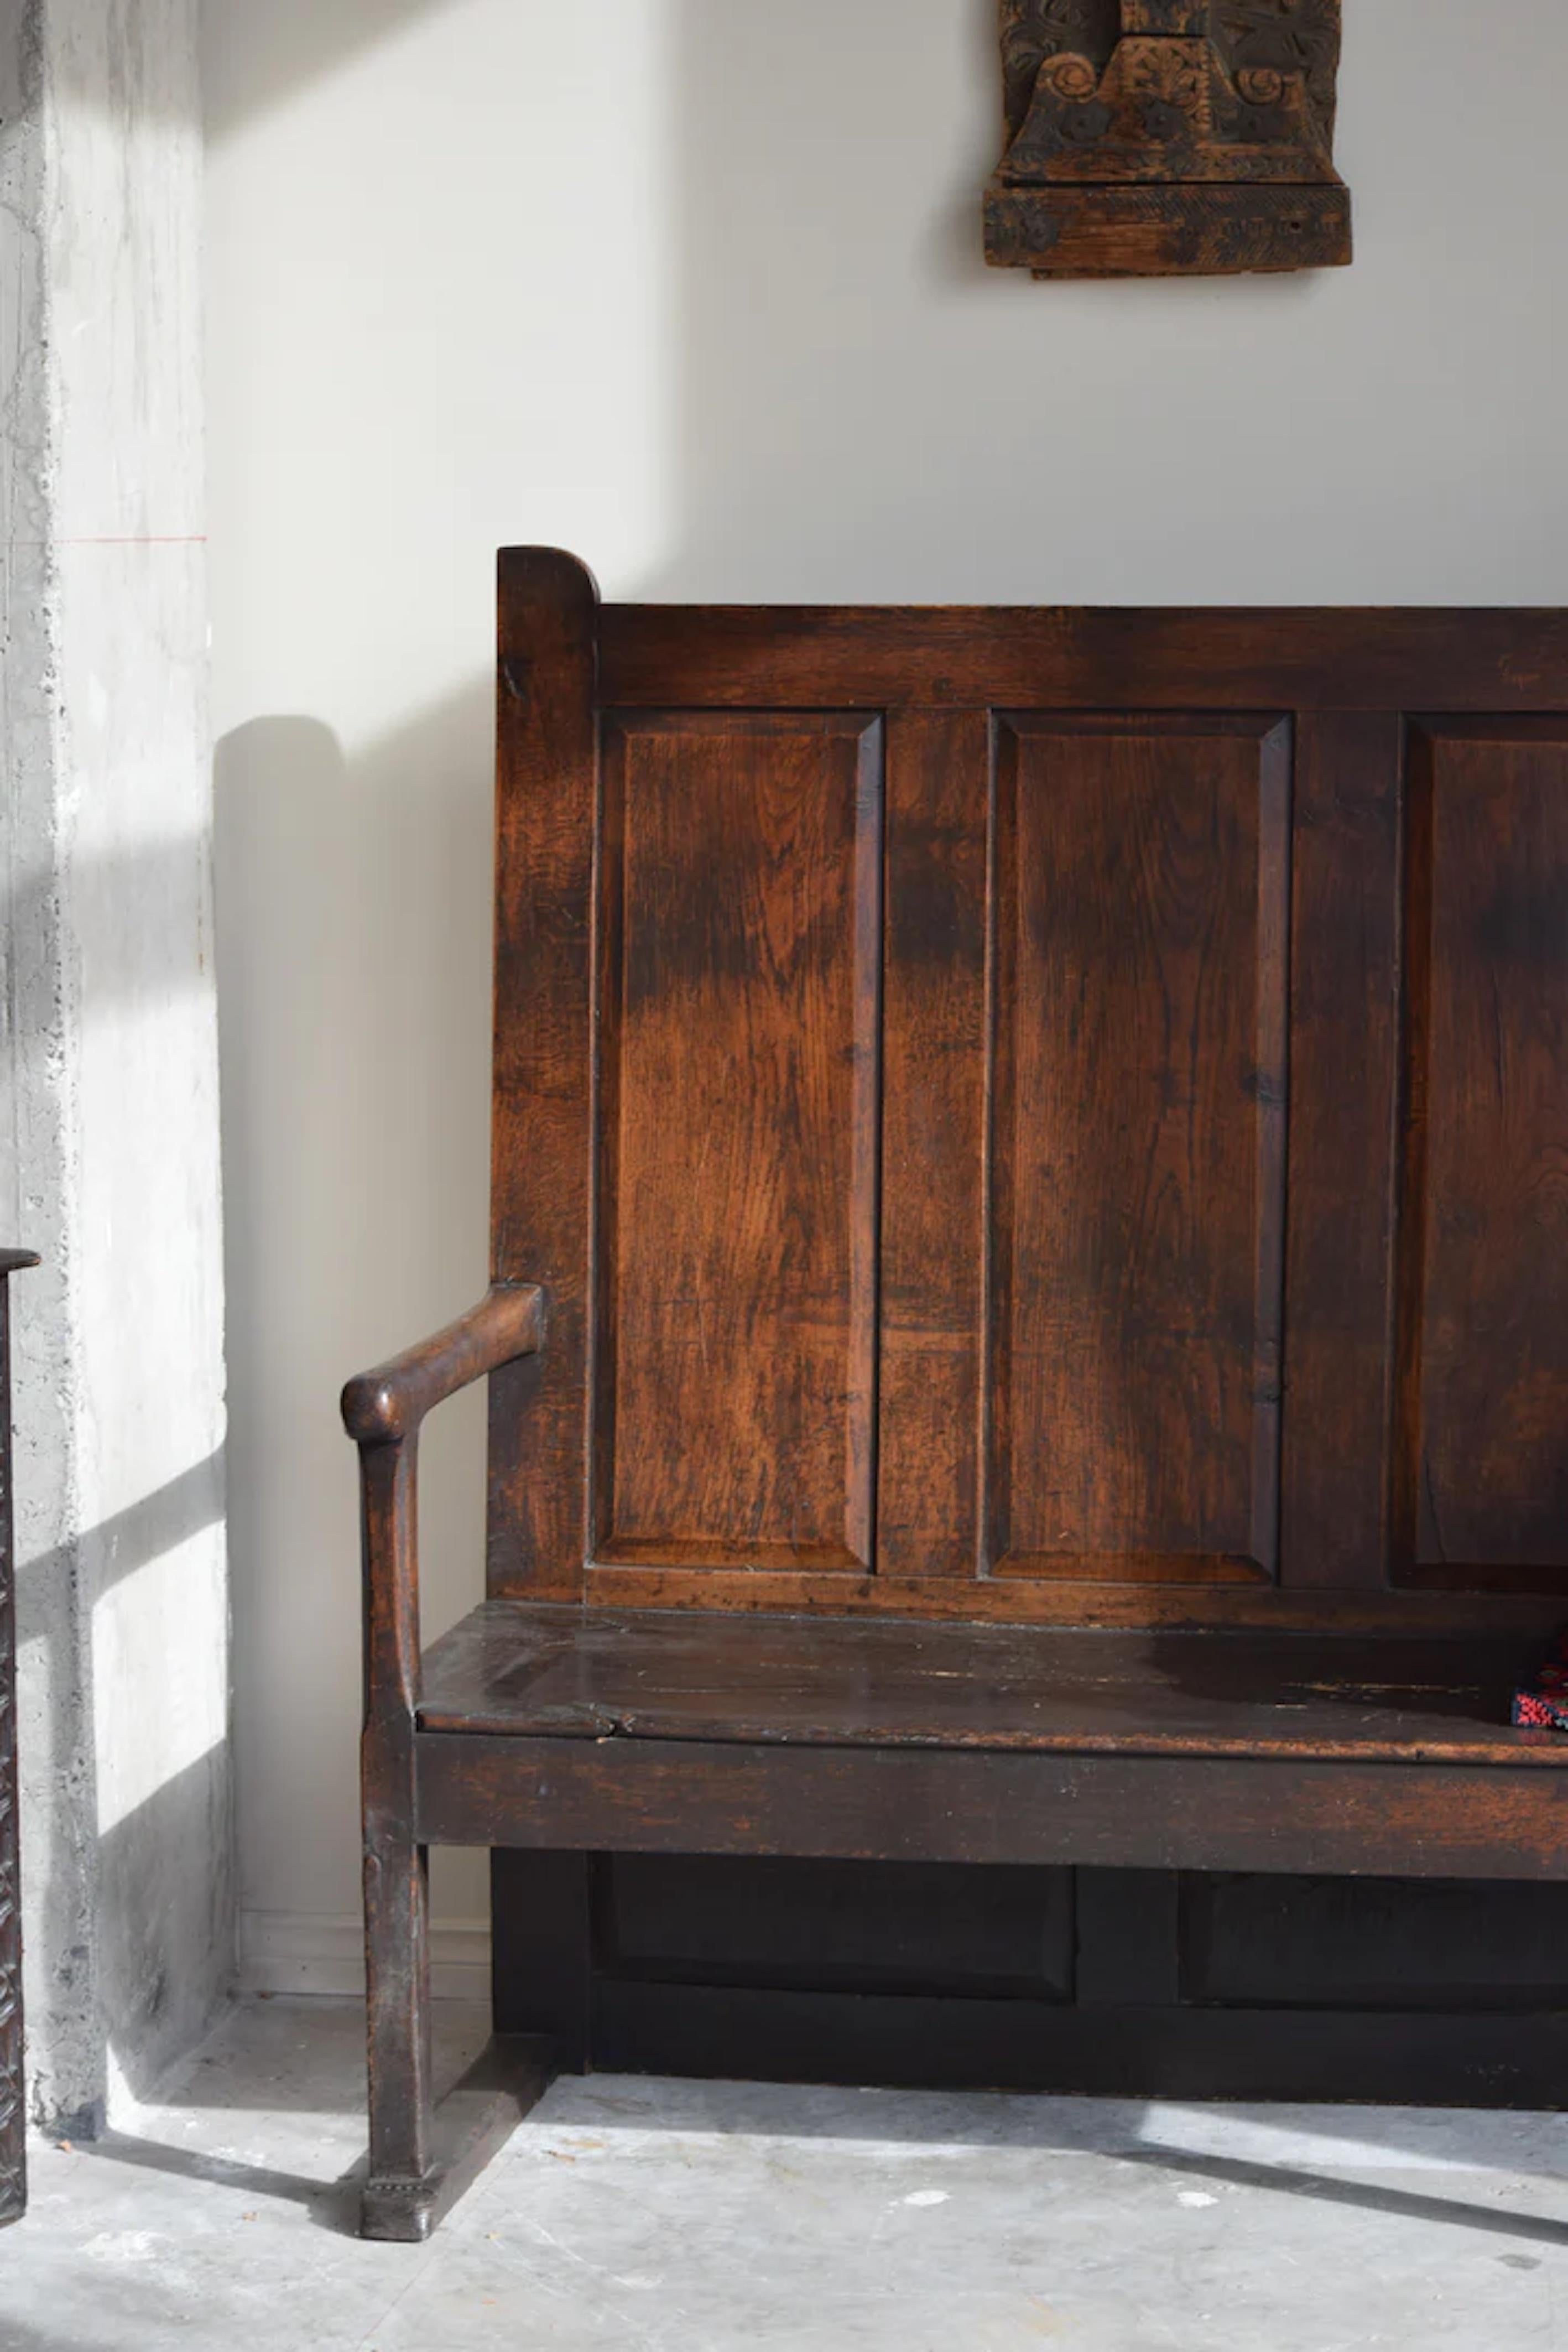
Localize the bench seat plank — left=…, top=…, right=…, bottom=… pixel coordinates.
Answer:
left=418, top=1602, right=1562, bottom=1767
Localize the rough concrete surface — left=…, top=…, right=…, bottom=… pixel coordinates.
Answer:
left=3, top=1999, right=1568, bottom=2350
left=0, top=0, right=231, bottom=2130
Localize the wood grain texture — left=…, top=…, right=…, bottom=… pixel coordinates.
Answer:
left=357, top=1437, right=434, bottom=2214
left=342, top=1287, right=544, bottom=1445
left=1395, top=723, right=1568, bottom=1586
left=987, top=0, right=1350, bottom=277
left=582, top=1563, right=1568, bottom=1636
left=489, top=548, right=598, bottom=1598
left=989, top=716, right=1289, bottom=1583
left=876, top=711, right=991, bottom=1578
left=417, top=1603, right=1550, bottom=1765
left=986, top=184, right=1349, bottom=277
left=416, top=1733, right=1568, bottom=1881
left=598, top=608, right=1568, bottom=718
left=594, top=713, right=882, bottom=1571
left=998, top=1, right=1345, bottom=170
left=350, top=570, right=1568, bottom=2235
left=347, top=1289, right=549, bottom=2238
left=360, top=2036, right=555, bottom=2245
left=463, top=581, right=1568, bottom=1628
left=1279, top=714, right=1402, bottom=1589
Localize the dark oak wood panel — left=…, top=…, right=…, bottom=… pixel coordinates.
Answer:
left=876, top=711, right=990, bottom=1578
left=986, top=1, right=1351, bottom=280
left=494, top=1844, right=1568, bottom=2110
left=491, top=1850, right=593, bottom=2069
left=989, top=716, right=1289, bottom=1583
left=489, top=550, right=598, bottom=1596
left=418, top=1735, right=1568, bottom=1881
left=1395, top=722, right=1568, bottom=1588
left=582, top=1561, right=1568, bottom=1636
left=347, top=572, right=1568, bottom=2239
left=591, top=1981, right=1568, bottom=2115
left=606, top=1854, right=1076, bottom=2001
left=1279, top=712, right=1403, bottom=1589
left=418, top=1602, right=1549, bottom=1765
left=1076, top=1869, right=1181, bottom=2007
left=1181, top=1872, right=1568, bottom=2012
left=598, top=607, right=1568, bottom=719
left=595, top=713, right=882, bottom=1572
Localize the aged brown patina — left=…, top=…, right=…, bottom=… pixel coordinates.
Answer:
left=986, top=0, right=1351, bottom=275
left=345, top=554, right=1568, bottom=2239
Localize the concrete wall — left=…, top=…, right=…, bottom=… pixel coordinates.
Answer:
left=2, top=0, right=231, bottom=2124
left=201, top=0, right=1568, bottom=1984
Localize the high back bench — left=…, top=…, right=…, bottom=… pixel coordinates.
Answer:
left=343, top=552, right=1568, bottom=2240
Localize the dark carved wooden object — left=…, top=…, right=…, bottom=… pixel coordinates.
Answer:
left=985, top=0, right=1351, bottom=276
left=1, top=1248, right=38, bottom=2229
left=345, top=555, right=1568, bottom=2240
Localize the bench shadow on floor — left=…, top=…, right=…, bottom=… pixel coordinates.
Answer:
left=69, top=1997, right=1568, bottom=2249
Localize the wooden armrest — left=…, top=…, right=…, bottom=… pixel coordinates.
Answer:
left=350, top=1284, right=545, bottom=1731
left=0, top=1251, right=39, bottom=1277
left=341, top=1284, right=545, bottom=1446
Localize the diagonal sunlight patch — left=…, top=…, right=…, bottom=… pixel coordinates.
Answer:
left=92, top=1533, right=228, bottom=1837
left=1138, top=2101, right=1561, bottom=2180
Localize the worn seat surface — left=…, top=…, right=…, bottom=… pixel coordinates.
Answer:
left=420, top=1605, right=1559, bottom=1766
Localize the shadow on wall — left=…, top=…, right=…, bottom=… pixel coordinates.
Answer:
left=197, top=0, right=1223, bottom=1989
left=15, top=1454, right=228, bottom=2124
left=212, top=687, right=497, bottom=1938
left=96, top=1749, right=232, bottom=2111
left=198, top=0, right=455, bottom=137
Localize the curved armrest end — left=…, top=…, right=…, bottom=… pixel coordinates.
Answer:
left=341, top=1372, right=404, bottom=1446
left=341, top=1283, right=545, bottom=1446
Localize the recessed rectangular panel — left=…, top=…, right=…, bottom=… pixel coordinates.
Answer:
left=991, top=716, right=1290, bottom=1582
left=596, top=713, right=882, bottom=1570
left=1396, top=724, right=1568, bottom=1584
left=1181, top=1875, right=1568, bottom=2011
left=606, top=1856, right=1074, bottom=2000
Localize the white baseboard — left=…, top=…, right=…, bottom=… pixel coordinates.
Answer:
left=239, top=1911, right=492, bottom=2002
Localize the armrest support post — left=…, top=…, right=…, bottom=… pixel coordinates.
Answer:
left=361, top=1437, right=421, bottom=1732
left=345, top=1283, right=546, bottom=1729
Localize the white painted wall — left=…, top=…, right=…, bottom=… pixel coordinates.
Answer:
left=202, top=0, right=1568, bottom=1979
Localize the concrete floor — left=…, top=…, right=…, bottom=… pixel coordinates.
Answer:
left=3, top=2002, right=1568, bottom=2349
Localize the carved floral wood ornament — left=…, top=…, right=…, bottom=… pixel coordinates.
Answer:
left=985, top=0, right=1351, bottom=277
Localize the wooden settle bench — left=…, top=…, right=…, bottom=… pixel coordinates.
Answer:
left=343, top=551, right=1568, bottom=2240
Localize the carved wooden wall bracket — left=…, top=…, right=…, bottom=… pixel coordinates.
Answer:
left=985, top=0, right=1351, bottom=277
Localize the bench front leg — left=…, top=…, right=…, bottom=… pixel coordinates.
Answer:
left=358, top=1436, right=435, bottom=2236
left=345, top=1284, right=545, bottom=2241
